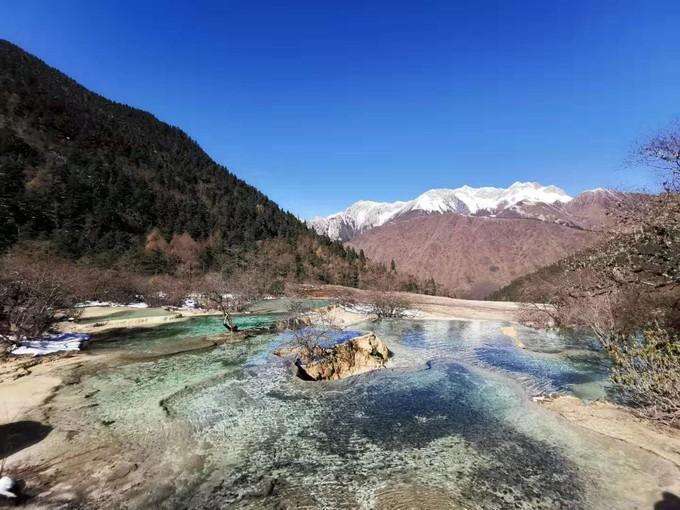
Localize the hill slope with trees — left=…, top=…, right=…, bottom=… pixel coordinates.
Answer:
left=0, top=39, right=304, bottom=258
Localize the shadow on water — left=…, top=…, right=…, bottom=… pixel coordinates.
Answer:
left=0, top=421, right=53, bottom=459
left=316, top=362, right=585, bottom=508
left=655, top=492, right=680, bottom=510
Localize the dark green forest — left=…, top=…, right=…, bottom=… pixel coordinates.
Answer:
left=0, top=39, right=305, bottom=257
left=0, top=40, right=439, bottom=293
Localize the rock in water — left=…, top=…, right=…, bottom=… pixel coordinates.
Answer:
left=295, top=333, right=392, bottom=381
left=0, top=476, right=16, bottom=498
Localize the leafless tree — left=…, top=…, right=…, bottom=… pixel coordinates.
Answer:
left=365, top=291, right=411, bottom=320
left=538, top=123, right=680, bottom=426
left=633, top=120, right=680, bottom=193
left=202, top=272, right=261, bottom=332
left=0, top=253, right=80, bottom=353
left=143, top=275, right=194, bottom=308
left=333, top=289, right=358, bottom=309
left=290, top=307, right=341, bottom=361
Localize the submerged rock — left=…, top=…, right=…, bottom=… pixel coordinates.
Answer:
left=295, top=333, right=392, bottom=381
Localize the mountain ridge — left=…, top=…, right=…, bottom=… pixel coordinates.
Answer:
left=310, top=182, right=579, bottom=241
left=338, top=187, right=630, bottom=298
left=346, top=212, right=602, bottom=299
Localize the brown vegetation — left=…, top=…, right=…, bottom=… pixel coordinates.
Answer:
left=347, top=212, right=602, bottom=299
left=365, top=291, right=412, bottom=320
left=289, top=306, right=340, bottom=359
left=507, top=124, right=680, bottom=426
left=202, top=272, right=262, bottom=332
left=0, top=251, right=81, bottom=353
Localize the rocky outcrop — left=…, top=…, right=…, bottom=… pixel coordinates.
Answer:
left=294, top=333, right=392, bottom=381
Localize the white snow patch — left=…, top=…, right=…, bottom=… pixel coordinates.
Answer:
left=0, top=476, right=16, bottom=498
left=181, top=297, right=199, bottom=309
left=11, top=332, right=90, bottom=356
left=75, top=300, right=114, bottom=308
left=75, top=301, right=148, bottom=308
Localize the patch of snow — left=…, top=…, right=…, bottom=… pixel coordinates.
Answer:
left=76, top=300, right=148, bottom=308
left=75, top=300, right=114, bottom=308
left=181, top=297, right=199, bottom=309
left=340, top=303, right=374, bottom=314
left=0, top=476, right=16, bottom=498
left=11, top=332, right=90, bottom=356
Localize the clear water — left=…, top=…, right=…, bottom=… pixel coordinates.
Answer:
left=62, top=315, right=662, bottom=509
left=89, top=313, right=284, bottom=355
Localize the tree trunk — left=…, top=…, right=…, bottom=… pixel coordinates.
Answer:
left=222, top=312, right=238, bottom=332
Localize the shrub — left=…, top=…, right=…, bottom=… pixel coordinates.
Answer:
left=606, top=324, right=680, bottom=426
left=0, top=253, right=80, bottom=351
left=366, top=291, right=411, bottom=320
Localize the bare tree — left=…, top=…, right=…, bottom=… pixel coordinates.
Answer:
left=143, top=275, right=194, bottom=308
left=202, top=272, right=261, bottom=332
left=290, top=307, right=341, bottom=361
left=334, top=289, right=358, bottom=309
left=0, top=252, right=80, bottom=353
left=634, top=120, right=680, bottom=193
left=538, top=123, right=680, bottom=426
left=365, top=291, right=411, bottom=320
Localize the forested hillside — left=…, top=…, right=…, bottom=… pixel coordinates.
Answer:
left=0, top=40, right=441, bottom=294
left=0, top=39, right=304, bottom=257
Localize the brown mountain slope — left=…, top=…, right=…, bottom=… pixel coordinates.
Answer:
left=346, top=213, right=602, bottom=299
left=494, top=189, right=632, bottom=230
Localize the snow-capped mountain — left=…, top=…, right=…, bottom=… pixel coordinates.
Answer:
left=310, top=182, right=573, bottom=241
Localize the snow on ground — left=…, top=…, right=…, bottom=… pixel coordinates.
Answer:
left=76, top=301, right=148, bottom=308
left=11, top=332, right=90, bottom=356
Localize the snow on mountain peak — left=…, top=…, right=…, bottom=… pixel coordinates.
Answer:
left=309, top=182, right=573, bottom=241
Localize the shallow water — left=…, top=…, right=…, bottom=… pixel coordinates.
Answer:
left=89, top=313, right=283, bottom=354
left=60, top=314, right=668, bottom=509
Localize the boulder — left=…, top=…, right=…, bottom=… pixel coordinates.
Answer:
left=295, top=333, right=392, bottom=381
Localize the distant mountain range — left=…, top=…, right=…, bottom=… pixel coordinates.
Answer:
left=310, top=183, right=628, bottom=298
left=308, top=182, right=618, bottom=241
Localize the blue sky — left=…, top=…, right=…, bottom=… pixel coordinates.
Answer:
left=2, top=1, right=679, bottom=218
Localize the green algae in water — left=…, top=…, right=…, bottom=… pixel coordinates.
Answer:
left=71, top=317, right=650, bottom=509
left=90, top=313, right=284, bottom=355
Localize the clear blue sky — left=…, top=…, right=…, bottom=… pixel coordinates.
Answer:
left=2, top=1, right=679, bottom=218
